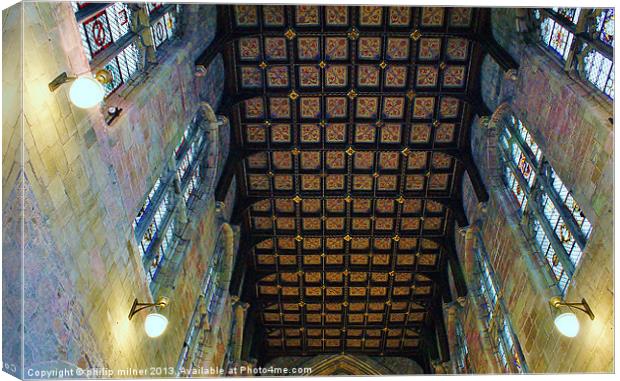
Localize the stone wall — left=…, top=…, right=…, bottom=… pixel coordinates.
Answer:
left=2, top=1, right=229, bottom=377
left=490, top=8, right=523, bottom=64
left=454, top=41, right=613, bottom=373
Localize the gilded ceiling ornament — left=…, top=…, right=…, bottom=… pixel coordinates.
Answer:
left=289, top=90, right=299, bottom=100
left=410, top=29, right=422, bottom=40
left=259, top=61, right=268, bottom=69
left=292, top=195, right=302, bottom=203
left=295, top=235, right=304, bottom=242
left=284, top=28, right=297, bottom=40
left=346, top=146, right=356, bottom=156
left=347, top=27, right=360, bottom=40
left=401, top=147, right=410, bottom=157
left=343, top=234, right=352, bottom=241
left=347, top=89, right=358, bottom=99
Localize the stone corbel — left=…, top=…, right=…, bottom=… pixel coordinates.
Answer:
left=198, top=102, right=218, bottom=127
left=215, top=201, right=226, bottom=217
left=503, top=69, right=518, bottom=82
left=431, top=360, right=453, bottom=374
left=478, top=115, right=491, bottom=130
left=476, top=202, right=488, bottom=225
left=457, top=224, right=471, bottom=238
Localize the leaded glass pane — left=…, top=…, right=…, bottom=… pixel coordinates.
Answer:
left=151, top=11, right=178, bottom=49
left=596, top=8, right=614, bottom=47
left=76, top=3, right=133, bottom=60
left=505, top=165, right=528, bottom=212
left=549, top=167, right=592, bottom=239
left=552, top=7, right=581, bottom=24
left=514, top=118, right=542, bottom=162
left=532, top=218, right=570, bottom=294
left=583, top=49, right=614, bottom=99
left=540, top=16, right=574, bottom=60
left=455, top=318, right=470, bottom=372
left=146, top=3, right=164, bottom=14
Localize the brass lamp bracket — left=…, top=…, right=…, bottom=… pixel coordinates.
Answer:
left=48, top=72, right=76, bottom=92
left=48, top=69, right=112, bottom=92
left=549, top=296, right=595, bottom=320
left=128, top=297, right=169, bottom=320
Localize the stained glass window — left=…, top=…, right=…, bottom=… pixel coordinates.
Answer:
left=474, top=235, right=527, bottom=374
left=133, top=115, right=209, bottom=291
left=204, top=244, right=226, bottom=323
left=175, top=122, right=207, bottom=208
left=455, top=318, right=471, bottom=373
left=499, top=117, right=539, bottom=213
left=583, top=49, right=614, bottom=99
left=596, top=8, right=615, bottom=47
left=499, top=113, right=593, bottom=296
left=134, top=180, right=175, bottom=285
left=535, top=8, right=614, bottom=99
left=539, top=12, right=575, bottom=60
left=73, top=2, right=182, bottom=98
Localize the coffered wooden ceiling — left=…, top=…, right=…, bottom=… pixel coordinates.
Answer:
left=216, top=4, right=487, bottom=360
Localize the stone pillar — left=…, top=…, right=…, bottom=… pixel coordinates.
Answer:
left=233, top=300, right=250, bottom=363
left=459, top=225, right=477, bottom=287
left=443, top=302, right=460, bottom=374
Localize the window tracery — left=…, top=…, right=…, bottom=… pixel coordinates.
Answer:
left=455, top=317, right=471, bottom=373
left=498, top=114, right=592, bottom=295
left=535, top=7, right=614, bottom=99
left=132, top=116, right=209, bottom=290
left=72, top=2, right=181, bottom=98
left=474, top=235, right=527, bottom=374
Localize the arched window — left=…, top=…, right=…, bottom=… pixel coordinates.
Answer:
left=454, top=317, right=471, bottom=373
left=474, top=234, right=527, bottom=374
left=132, top=115, right=209, bottom=290
left=498, top=115, right=592, bottom=295
left=535, top=7, right=614, bottom=99
left=203, top=246, right=225, bottom=323
left=72, top=2, right=181, bottom=97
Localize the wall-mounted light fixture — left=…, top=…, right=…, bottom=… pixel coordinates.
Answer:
left=129, top=297, right=170, bottom=338
left=549, top=296, right=595, bottom=337
left=48, top=69, right=112, bottom=109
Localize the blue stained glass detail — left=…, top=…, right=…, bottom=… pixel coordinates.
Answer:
left=597, top=8, right=614, bottom=47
